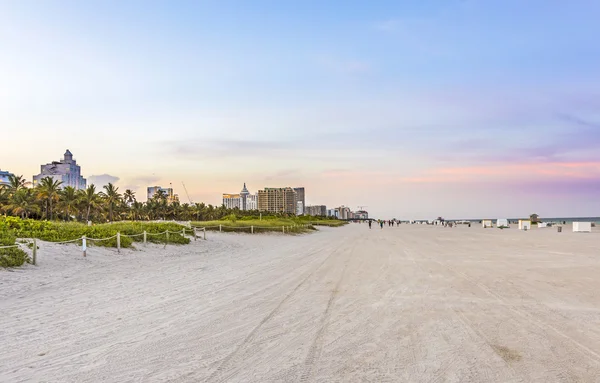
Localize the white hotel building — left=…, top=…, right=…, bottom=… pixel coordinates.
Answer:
left=223, top=183, right=257, bottom=210
left=33, top=150, right=86, bottom=190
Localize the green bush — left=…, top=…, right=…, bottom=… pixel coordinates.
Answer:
left=0, top=217, right=190, bottom=248
left=0, top=232, right=31, bottom=268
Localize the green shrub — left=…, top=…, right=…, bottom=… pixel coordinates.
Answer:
left=0, top=232, right=30, bottom=267
left=0, top=217, right=190, bottom=248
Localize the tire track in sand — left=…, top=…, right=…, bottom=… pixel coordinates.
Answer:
left=299, top=241, right=356, bottom=382
left=203, top=241, right=352, bottom=383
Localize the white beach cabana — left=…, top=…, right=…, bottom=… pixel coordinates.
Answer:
left=573, top=222, right=592, bottom=232
left=518, top=220, right=531, bottom=230
left=482, top=219, right=493, bottom=228
left=496, top=219, right=508, bottom=228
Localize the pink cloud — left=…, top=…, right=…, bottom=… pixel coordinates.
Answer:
left=399, top=161, right=600, bottom=184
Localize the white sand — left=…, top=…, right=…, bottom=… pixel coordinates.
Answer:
left=1, top=224, right=600, bottom=382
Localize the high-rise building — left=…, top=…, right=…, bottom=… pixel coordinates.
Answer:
left=293, top=187, right=305, bottom=214
left=246, top=193, right=258, bottom=210
left=222, top=193, right=241, bottom=209
left=148, top=186, right=179, bottom=204
left=33, top=150, right=86, bottom=190
left=296, top=201, right=304, bottom=216
left=222, top=183, right=257, bottom=210
left=305, top=205, right=327, bottom=216
left=327, top=209, right=339, bottom=218
left=335, top=206, right=352, bottom=220
left=240, top=183, right=250, bottom=210
left=0, top=170, right=14, bottom=186
left=257, top=187, right=297, bottom=214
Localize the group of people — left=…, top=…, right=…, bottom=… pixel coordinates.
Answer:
left=368, top=219, right=399, bottom=229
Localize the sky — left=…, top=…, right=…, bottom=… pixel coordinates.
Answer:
left=1, top=0, right=600, bottom=219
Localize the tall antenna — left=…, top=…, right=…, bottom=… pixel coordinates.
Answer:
left=182, top=182, right=193, bottom=204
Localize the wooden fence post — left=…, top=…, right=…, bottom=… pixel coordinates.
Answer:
left=165, top=231, right=169, bottom=248
left=32, top=238, right=37, bottom=265
left=203, top=227, right=206, bottom=240
left=282, top=225, right=285, bottom=234
left=193, top=227, right=197, bottom=241
left=251, top=225, right=254, bottom=234
left=219, top=224, right=222, bottom=232
left=117, top=232, right=121, bottom=253
left=143, top=231, right=147, bottom=246
left=82, top=236, right=87, bottom=257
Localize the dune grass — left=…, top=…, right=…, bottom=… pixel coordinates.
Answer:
left=191, top=216, right=346, bottom=234
left=0, top=216, right=190, bottom=249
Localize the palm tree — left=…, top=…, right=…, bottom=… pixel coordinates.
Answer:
left=3, top=188, right=40, bottom=218
left=131, top=201, right=144, bottom=221
left=181, top=203, right=191, bottom=221
left=80, top=184, right=102, bottom=222
left=36, top=177, right=63, bottom=220
left=123, top=189, right=136, bottom=206
left=59, top=186, right=78, bottom=221
left=7, top=174, right=28, bottom=193
left=193, top=202, right=205, bottom=221
left=101, top=183, right=122, bottom=222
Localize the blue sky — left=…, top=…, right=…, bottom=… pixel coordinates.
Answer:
left=1, top=0, right=600, bottom=218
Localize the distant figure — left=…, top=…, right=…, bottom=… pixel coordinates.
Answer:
left=380, top=221, right=384, bottom=229
left=368, top=220, right=372, bottom=229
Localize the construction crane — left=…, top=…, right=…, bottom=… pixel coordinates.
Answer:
left=182, top=182, right=193, bottom=204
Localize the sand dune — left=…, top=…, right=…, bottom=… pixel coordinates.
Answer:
left=1, top=224, right=600, bottom=382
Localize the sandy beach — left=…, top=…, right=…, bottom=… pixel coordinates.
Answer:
left=1, top=223, right=600, bottom=382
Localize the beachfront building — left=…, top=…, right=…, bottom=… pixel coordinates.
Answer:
left=147, top=186, right=179, bottom=204
left=222, top=183, right=258, bottom=210
left=296, top=201, right=304, bottom=216
left=222, top=193, right=241, bottom=209
left=354, top=210, right=369, bottom=219
left=257, top=187, right=297, bottom=214
left=246, top=193, right=258, bottom=210
left=33, top=150, right=86, bottom=190
left=305, top=205, right=327, bottom=216
left=327, top=209, right=339, bottom=218
left=335, top=206, right=352, bottom=220
left=240, top=183, right=250, bottom=210
left=294, top=187, right=305, bottom=215
left=0, top=169, right=14, bottom=186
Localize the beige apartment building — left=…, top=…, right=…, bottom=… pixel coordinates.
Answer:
left=257, top=187, right=297, bottom=214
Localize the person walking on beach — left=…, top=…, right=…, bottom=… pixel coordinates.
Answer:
left=368, top=220, right=372, bottom=229
left=380, top=220, right=384, bottom=229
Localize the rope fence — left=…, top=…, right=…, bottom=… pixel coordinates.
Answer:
left=190, top=223, right=314, bottom=234
left=3, top=223, right=312, bottom=266
left=1, top=227, right=210, bottom=265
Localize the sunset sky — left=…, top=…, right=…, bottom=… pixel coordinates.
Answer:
left=2, top=0, right=600, bottom=219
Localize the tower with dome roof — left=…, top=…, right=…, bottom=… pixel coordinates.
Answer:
left=33, top=149, right=87, bottom=190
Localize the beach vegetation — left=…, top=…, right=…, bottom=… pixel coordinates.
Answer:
left=0, top=176, right=346, bottom=227
left=0, top=231, right=30, bottom=268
